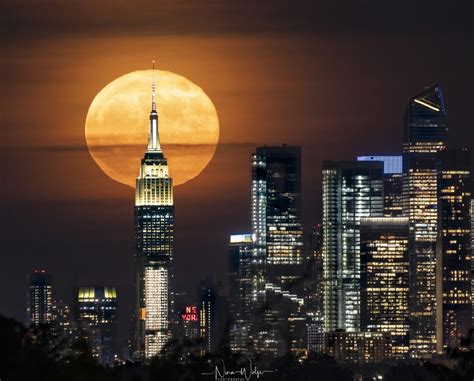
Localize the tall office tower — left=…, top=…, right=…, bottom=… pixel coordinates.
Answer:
left=436, top=149, right=472, bottom=350
left=77, top=286, right=118, bottom=365
left=199, top=276, right=217, bottom=355
left=251, top=146, right=304, bottom=289
left=357, top=156, right=403, bottom=217
left=251, top=145, right=304, bottom=354
left=403, top=84, right=448, bottom=356
left=27, top=270, right=52, bottom=326
left=360, top=217, right=409, bottom=358
left=228, top=233, right=254, bottom=353
left=135, top=67, right=174, bottom=359
left=305, top=225, right=324, bottom=353
left=471, top=198, right=474, bottom=324
left=322, top=161, right=383, bottom=332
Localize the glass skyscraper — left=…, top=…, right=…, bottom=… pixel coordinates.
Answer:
left=436, top=149, right=471, bottom=350
left=360, top=217, right=409, bottom=358
left=305, top=225, right=324, bottom=353
left=322, top=161, right=383, bottom=332
left=251, top=145, right=304, bottom=354
left=27, top=270, right=52, bottom=326
left=252, top=145, right=304, bottom=288
left=357, top=156, right=403, bottom=217
left=402, top=84, right=447, bottom=356
left=135, top=68, right=174, bottom=359
left=228, top=233, right=254, bottom=354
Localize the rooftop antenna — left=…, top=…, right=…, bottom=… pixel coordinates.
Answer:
left=152, top=60, right=156, bottom=112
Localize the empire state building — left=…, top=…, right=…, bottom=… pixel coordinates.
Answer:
left=135, top=65, right=174, bottom=359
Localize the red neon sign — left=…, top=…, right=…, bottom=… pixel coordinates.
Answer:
left=181, top=306, right=198, bottom=321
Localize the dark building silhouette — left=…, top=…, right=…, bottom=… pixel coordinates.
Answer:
left=77, top=286, right=118, bottom=365
left=436, top=149, right=472, bottom=350
left=305, top=225, right=324, bottom=353
left=27, top=270, right=52, bottom=326
left=471, top=198, right=474, bottom=325
left=198, top=276, right=230, bottom=355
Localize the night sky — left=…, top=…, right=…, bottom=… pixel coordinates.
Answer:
left=1, top=1, right=472, bottom=343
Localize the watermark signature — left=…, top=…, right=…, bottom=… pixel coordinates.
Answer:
left=201, top=358, right=275, bottom=381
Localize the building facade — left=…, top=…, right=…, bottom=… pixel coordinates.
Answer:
left=179, top=305, right=199, bottom=342
left=322, top=161, right=383, bottom=332
left=199, top=276, right=217, bottom=355
left=228, top=233, right=254, bottom=353
left=251, top=146, right=304, bottom=289
left=77, top=286, right=118, bottom=365
left=251, top=145, right=304, bottom=354
left=135, top=69, right=174, bottom=359
left=305, top=225, right=324, bottom=353
left=472, top=198, right=474, bottom=324
left=403, top=84, right=448, bottom=356
left=27, top=270, right=52, bottom=326
left=436, top=149, right=472, bottom=350
left=325, top=331, right=392, bottom=363
left=357, top=156, right=403, bottom=217
left=360, top=217, right=409, bottom=358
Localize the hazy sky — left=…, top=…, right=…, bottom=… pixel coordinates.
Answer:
left=1, top=0, right=472, bottom=342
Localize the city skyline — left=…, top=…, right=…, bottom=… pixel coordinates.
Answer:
left=10, top=78, right=474, bottom=352
left=5, top=81, right=473, bottom=350
left=1, top=1, right=473, bottom=379
left=10, top=78, right=473, bottom=378
left=2, top=3, right=472, bottom=335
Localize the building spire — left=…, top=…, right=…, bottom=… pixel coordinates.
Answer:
left=146, top=60, right=161, bottom=152
left=152, top=60, right=156, bottom=112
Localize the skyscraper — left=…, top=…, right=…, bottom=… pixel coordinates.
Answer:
left=77, top=286, right=118, bottom=365
left=305, top=225, right=324, bottom=353
left=471, top=198, right=474, bottom=324
left=360, top=217, right=409, bottom=358
left=199, top=276, right=217, bottom=355
left=322, top=161, right=383, bottom=332
left=436, top=149, right=471, bottom=350
left=357, top=156, right=403, bottom=217
left=251, top=145, right=304, bottom=289
left=135, top=66, right=174, bottom=359
left=27, top=270, right=52, bottom=326
left=228, top=233, right=254, bottom=353
left=251, top=145, right=304, bottom=354
left=403, top=84, right=448, bottom=356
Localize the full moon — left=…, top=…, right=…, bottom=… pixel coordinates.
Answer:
left=85, top=70, right=219, bottom=187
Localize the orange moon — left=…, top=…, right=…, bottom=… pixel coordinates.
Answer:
left=85, top=70, right=219, bottom=187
